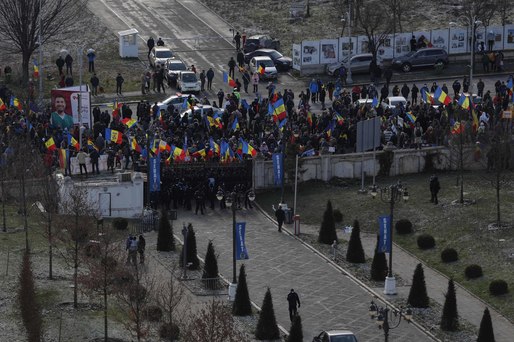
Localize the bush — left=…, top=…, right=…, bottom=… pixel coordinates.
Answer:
left=332, top=209, right=343, bottom=223
left=233, top=264, right=252, bottom=316
left=465, top=264, right=483, bottom=279
left=255, top=288, right=280, bottom=340
left=407, top=263, right=429, bottom=308
left=440, top=279, right=459, bottom=331
left=112, top=218, right=128, bottom=230
left=395, top=219, right=413, bottom=234
left=157, top=210, right=175, bottom=252
left=477, top=308, right=495, bottom=342
left=318, top=200, right=338, bottom=245
left=417, top=234, right=435, bottom=250
left=370, top=235, right=388, bottom=281
left=159, top=322, right=180, bottom=340
left=143, top=305, right=163, bottom=322
left=84, top=241, right=100, bottom=258
left=346, top=220, right=366, bottom=263
left=489, top=280, right=509, bottom=296
left=441, top=248, right=459, bottom=263
left=179, top=224, right=200, bottom=270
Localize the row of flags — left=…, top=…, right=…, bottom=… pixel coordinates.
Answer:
left=0, top=96, right=23, bottom=111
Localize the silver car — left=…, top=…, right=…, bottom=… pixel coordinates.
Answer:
left=326, top=54, right=374, bottom=76
left=313, top=330, right=358, bottom=342
left=149, top=47, right=174, bottom=68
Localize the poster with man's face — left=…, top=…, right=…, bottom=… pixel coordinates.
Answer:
left=51, top=86, right=91, bottom=127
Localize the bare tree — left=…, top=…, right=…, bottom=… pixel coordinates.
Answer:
left=379, top=0, right=414, bottom=32
left=0, top=0, right=86, bottom=84
left=355, top=0, right=393, bottom=64
left=157, top=264, right=186, bottom=342
left=495, top=0, right=512, bottom=26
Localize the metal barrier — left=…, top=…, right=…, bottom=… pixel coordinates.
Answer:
left=130, top=208, right=160, bottom=235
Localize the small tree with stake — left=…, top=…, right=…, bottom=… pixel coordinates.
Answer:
left=157, top=209, right=175, bottom=252
left=346, top=220, right=366, bottom=263
left=286, top=315, right=303, bottom=342
left=318, top=200, right=338, bottom=244
left=407, top=263, right=429, bottom=308
left=255, top=288, right=280, bottom=340
left=440, top=278, right=459, bottom=331
left=233, top=264, right=252, bottom=316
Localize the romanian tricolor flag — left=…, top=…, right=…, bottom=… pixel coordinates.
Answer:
left=171, top=145, right=186, bottom=160
left=434, top=87, right=452, bottom=105
left=451, top=121, right=464, bottom=135
left=273, top=98, right=287, bottom=122
left=33, top=60, right=40, bottom=78
left=131, top=137, right=142, bottom=153
left=472, top=110, right=479, bottom=133
left=258, top=64, right=265, bottom=75
left=231, top=117, right=239, bottom=131
left=112, top=101, right=123, bottom=119
left=0, top=98, right=6, bottom=111
left=121, top=118, right=137, bottom=129
left=222, top=71, right=237, bottom=87
left=220, top=140, right=231, bottom=161
left=10, top=96, right=22, bottom=110
left=68, top=133, right=80, bottom=151
left=59, top=148, right=70, bottom=169
left=209, top=137, right=220, bottom=156
left=45, top=137, right=57, bottom=151
left=159, top=140, right=171, bottom=153
left=457, top=94, right=470, bottom=110
left=307, top=111, right=313, bottom=126
left=87, top=139, right=98, bottom=152
left=335, top=112, right=344, bottom=125
left=406, top=112, right=417, bottom=123
left=240, top=138, right=257, bottom=157
left=105, top=128, right=123, bottom=144
left=278, top=118, right=288, bottom=131
left=192, top=149, right=207, bottom=159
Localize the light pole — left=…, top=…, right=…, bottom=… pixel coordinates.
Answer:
left=346, top=0, right=353, bottom=85
left=216, top=187, right=255, bottom=300
left=181, top=223, right=189, bottom=279
left=369, top=300, right=412, bottom=342
left=370, top=181, right=409, bottom=295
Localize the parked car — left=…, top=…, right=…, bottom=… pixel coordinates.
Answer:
left=180, top=105, right=224, bottom=124
left=149, top=47, right=174, bottom=68
left=313, top=330, right=358, bottom=342
left=382, top=96, right=407, bottom=110
left=249, top=56, right=278, bottom=80
left=156, top=94, right=199, bottom=114
left=392, top=47, right=449, bottom=72
left=176, top=71, right=201, bottom=93
left=244, top=49, right=292, bottom=71
left=165, top=59, right=187, bottom=87
left=326, top=53, right=375, bottom=76
left=243, top=34, right=280, bottom=53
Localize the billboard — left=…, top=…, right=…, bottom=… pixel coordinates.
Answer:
left=449, top=28, right=468, bottom=54
left=301, top=40, right=320, bottom=65
left=50, top=85, right=91, bottom=128
left=292, top=43, right=302, bottom=70
left=338, top=36, right=357, bottom=61
left=319, top=39, right=339, bottom=64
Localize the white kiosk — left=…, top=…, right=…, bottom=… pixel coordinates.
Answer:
left=118, top=28, right=139, bottom=58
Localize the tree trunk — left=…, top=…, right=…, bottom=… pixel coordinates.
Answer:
left=496, top=172, right=500, bottom=226
left=22, top=51, right=30, bottom=86
left=48, top=217, right=53, bottom=280
left=74, top=240, right=78, bottom=308
left=459, top=132, right=464, bottom=204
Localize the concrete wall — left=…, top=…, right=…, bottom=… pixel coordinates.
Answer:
left=253, top=145, right=484, bottom=189
left=58, top=172, right=144, bottom=218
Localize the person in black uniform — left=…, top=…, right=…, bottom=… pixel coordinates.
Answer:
left=429, top=175, right=440, bottom=205
left=287, top=289, right=301, bottom=321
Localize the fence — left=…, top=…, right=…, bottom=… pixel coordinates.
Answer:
left=130, top=207, right=160, bottom=235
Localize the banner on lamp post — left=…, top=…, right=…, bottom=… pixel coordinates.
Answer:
left=149, top=157, right=160, bottom=192
left=378, top=215, right=391, bottom=253
left=272, top=152, right=283, bottom=186
left=235, top=222, right=249, bottom=260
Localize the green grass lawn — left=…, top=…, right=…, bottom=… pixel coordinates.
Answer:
left=256, top=170, right=514, bottom=321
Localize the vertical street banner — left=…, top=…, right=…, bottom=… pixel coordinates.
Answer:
left=272, top=152, right=283, bottom=186
left=378, top=215, right=391, bottom=253
left=235, top=222, right=249, bottom=260
left=149, top=157, right=160, bottom=192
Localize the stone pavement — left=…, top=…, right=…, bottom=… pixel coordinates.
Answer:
left=296, top=221, right=514, bottom=342
left=174, top=207, right=433, bottom=341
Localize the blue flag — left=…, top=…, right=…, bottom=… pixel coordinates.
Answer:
left=378, top=215, right=391, bottom=253
left=235, top=222, right=249, bottom=260
left=272, top=152, right=283, bottom=186
left=149, top=157, right=161, bottom=192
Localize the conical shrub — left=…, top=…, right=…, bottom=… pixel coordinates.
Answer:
left=286, top=315, right=303, bottom=342
left=346, top=220, right=366, bottom=263
left=233, top=264, right=252, bottom=316
left=370, top=234, right=388, bottom=281
left=157, top=210, right=175, bottom=251
left=202, top=241, right=219, bottom=279
left=318, top=200, right=338, bottom=244
left=440, top=278, right=459, bottom=331
left=255, top=288, right=280, bottom=340
left=179, top=224, right=200, bottom=270
left=477, top=307, right=495, bottom=342
left=407, top=263, right=429, bottom=308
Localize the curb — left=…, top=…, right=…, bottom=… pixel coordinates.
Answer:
left=254, top=202, right=441, bottom=342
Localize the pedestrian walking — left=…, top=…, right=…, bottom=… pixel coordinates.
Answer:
left=65, top=53, right=73, bottom=76
left=56, top=56, right=65, bottom=76
left=147, top=37, right=155, bottom=57
left=194, top=188, right=205, bottom=215
left=199, top=70, right=206, bottom=91
left=287, top=289, right=301, bottom=321
left=228, top=57, right=236, bottom=79
left=242, top=70, right=250, bottom=94
left=116, top=73, right=124, bottom=95
left=273, top=204, right=285, bottom=232
left=237, top=50, right=245, bottom=68
left=233, top=31, right=241, bottom=50
left=251, top=72, right=259, bottom=93
left=77, top=149, right=88, bottom=177
left=411, top=84, right=419, bottom=104
left=128, top=236, right=138, bottom=265
left=429, top=175, right=440, bottom=205
left=87, top=49, right=96, bottom=73
left=217, top=89, right=225, bottom=108
left=206, top=68, right=214, bottom=90
left=138, top=235, right=146, bottom=264
left=90, top=148, right=100, bottom=174
left=90, top=73, right=99, bottom=96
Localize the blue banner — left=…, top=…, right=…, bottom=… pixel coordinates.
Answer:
left=378, top=215, right=391, bottom=253
left=272, top=152, right=283, bottom=186
left=235, top=222, right=249, bottom=260
left=149, top=157, right=160, bottom=192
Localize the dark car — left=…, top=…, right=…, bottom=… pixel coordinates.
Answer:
left=243, top=34, right=280, bottom=53
left=165, top=59, right=187, bottom=87
left=244, top=49, right=292, bottom=71
left=392, top=47, right=449, bottom=72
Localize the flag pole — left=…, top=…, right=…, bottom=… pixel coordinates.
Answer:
left=293, top=154, right=298, bottom=215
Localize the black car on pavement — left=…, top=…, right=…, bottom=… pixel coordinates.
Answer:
left=243, top=49, right=292, bottom=71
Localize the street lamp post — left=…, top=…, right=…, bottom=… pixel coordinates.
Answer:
left=216, top=187, right=255, bottom=301
left=181, top=223, right=189, bottom=279
left=346, top=0, right=353, bottom=85
left=370, top=181, right=409, bottom=295
left=369, top=300, right=412, bottom=342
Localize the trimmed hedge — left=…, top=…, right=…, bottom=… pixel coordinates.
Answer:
left=441, top=248, right=459, bottom=263
left=489, top=280, right=509, bottom=296
left=465, top=264, right=483, bottom=279
left=112, top=218, right=128, bottom=230
left=417, top=234, right=436, bottom=250
left=395, top=219, right=413, bottom=235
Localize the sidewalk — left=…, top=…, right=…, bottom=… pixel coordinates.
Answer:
left=173, top=207, right=433, bottom=341
left=296, top=221, right=514, bottom=342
